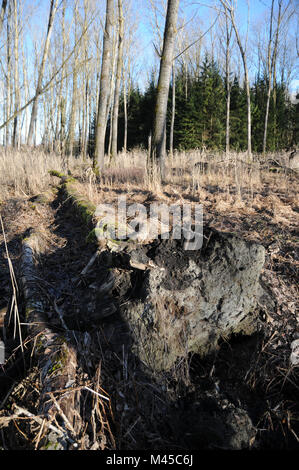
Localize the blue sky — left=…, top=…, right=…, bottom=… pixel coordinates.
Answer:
left=22, top=0, right=298, bottom=88
left=133, top=0, right=298, bottom=90
left=5, top=0, right=299, bottom=97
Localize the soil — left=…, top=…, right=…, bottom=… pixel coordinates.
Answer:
left=0, top=175, right=298, bottom=450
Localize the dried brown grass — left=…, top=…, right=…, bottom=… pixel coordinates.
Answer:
left=0, top=147, right=85, bottom=200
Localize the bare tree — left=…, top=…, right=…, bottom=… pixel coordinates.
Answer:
left=222, top=6, right=233, bottom=155
left=263, top=0, right=276, bottom=155
left=54, top=1, right=67, bottom=154
left=67, top=0, right=79, bottom=158
left=94, top=0, right=114, bottom=171
left=5, top=0, right=12, bottom=146
left=111, top=0, right=124, bottom=160
left=150, top=0, right=179, bottom=181
left=27, top=0, right=59, bottom=146
left=263, top=1, right=294, bottom=153
left=220, top=0, right=252, bottom=158
left=12, top=0, right=20, bottom=148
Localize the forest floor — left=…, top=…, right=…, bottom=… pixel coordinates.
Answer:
left=0, top=150, right=298, bottom=450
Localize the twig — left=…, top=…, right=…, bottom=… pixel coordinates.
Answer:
left=123, top=416, right=141, bottom=439
left=80, top=250, right=100, bottom=277
left=12, top=405, right=76, bottom=445
left=84, top=386, right=110, bottom=402
left=34, top=418, right=46, bottom=450
left=49, top=392, right=76, bottom=435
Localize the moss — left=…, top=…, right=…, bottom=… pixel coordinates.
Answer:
left=47, top=347, right=69, bottom=376
left=35, top=338, right=44, bottom=354
left=86, top=228, right=98, bottom=244
left=64, top=184, right=96, bottom=225
left=48, top=359, right=63, bottom=375
left=64, top=176, right=76, bottom=184
left=93, top=165, right=100, bottom=176
left=49, top=169, right=66, bottom=178
left=25, top=305, right=34, bottom=320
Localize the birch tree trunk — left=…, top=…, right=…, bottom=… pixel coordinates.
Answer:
left=27, top=0, right=59, bottom=146
left=111, top=0, right=124, bottom=160
left=94, top=0, right=114, bottom=171
left=150, top=0, right=179, bottom=182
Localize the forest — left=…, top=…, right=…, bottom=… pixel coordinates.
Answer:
left=0, top=0, right=298, bottom=454
left=94, top=61, right=299, bottom=154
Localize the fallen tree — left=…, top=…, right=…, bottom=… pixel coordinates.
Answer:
left=20, top=229, right=81, bottom=449
left=50, top=174, right=266, bottom=372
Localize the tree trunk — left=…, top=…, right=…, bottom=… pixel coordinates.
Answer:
left=67, top=1, right=79, bottom=158
left=111, top=0, right=124, bottom=160
left=221, top=1, right=252, bottom=159
left=27, top=0, right=59, bottom=146
left=20, top=231, right=82, bottom=445
left=5, top=1, right=12, bottom=147
left=123, top=77, right=127, bottom=152
left=0, top=0, right=8, bottom=35
left=54, top=1, right=66, bottom=154
left=13, top=0, right=20, bottom=149
left=150, top=0, right=179, bottom=182
left=94, top=0, right=114, bottom=171
left=263, top=0, right=282, bottom=154
left=262, top=0, right=275, bottom=155
left=224, top=10, right=232, bottom=155
left=169, top=63, right=175, bottom=156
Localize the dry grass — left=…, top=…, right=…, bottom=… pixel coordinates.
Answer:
left=66, top=148, right=297, bottom=221
left=1, top=146, right=297, bottom=242
left=0, top=147, right=85, bottom=200
left=0, top=146, right=295, bottom=205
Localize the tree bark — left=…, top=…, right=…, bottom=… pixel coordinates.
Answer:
left=111, top=0, right=124, bottom=160
left=20, top=231, right=81, bottom=445
left=150, top=0, right=179, bottom=182
left=94, top=0, right=114, bottom=171
left=27, top=0, right=59, bottom=146
left=169, top=62, right=175, bottom=156
left=123, top=76, right=127, bottom=152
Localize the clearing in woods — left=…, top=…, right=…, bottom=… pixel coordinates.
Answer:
left=0, top=149, right=298, bottom=450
